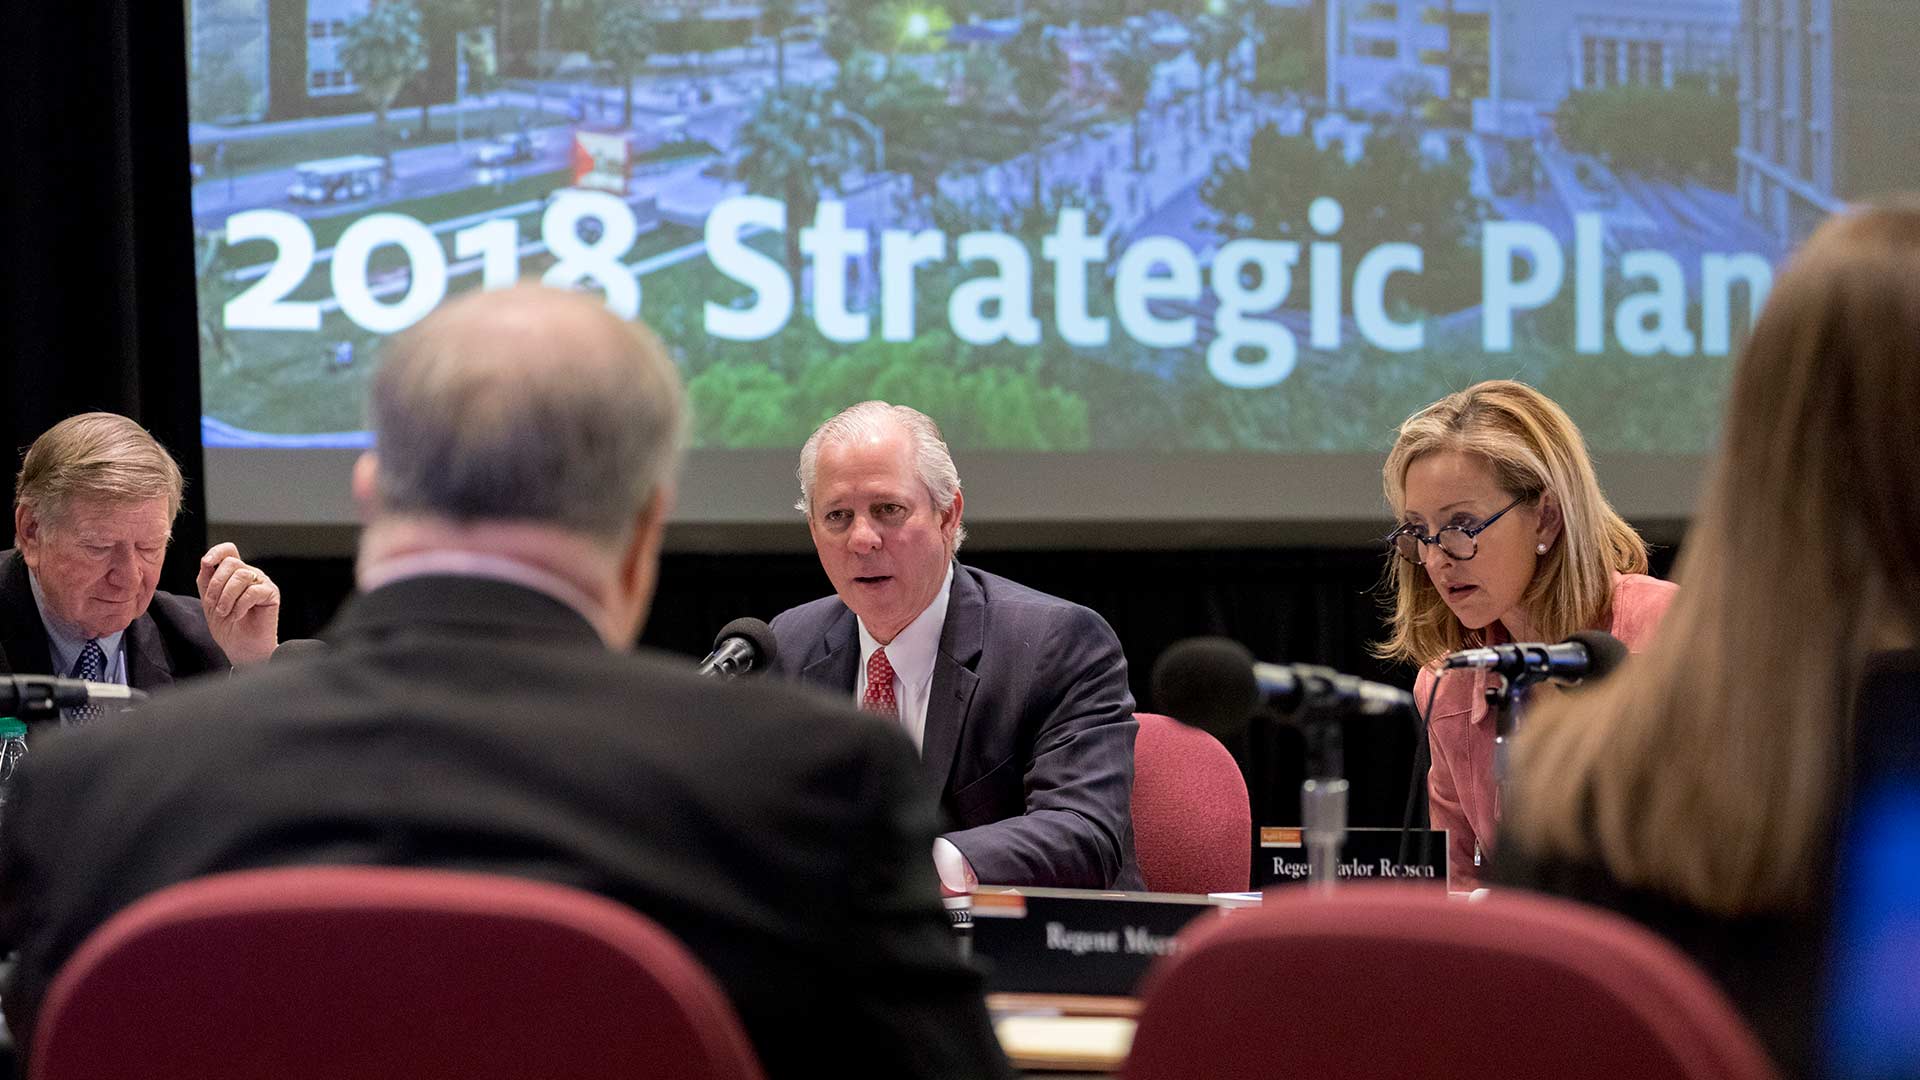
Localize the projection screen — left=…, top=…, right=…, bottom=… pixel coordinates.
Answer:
left=184, top=0, right=1912, bottom=548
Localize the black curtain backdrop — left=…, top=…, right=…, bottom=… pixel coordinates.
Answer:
left=2, top=2, right=1683, bottom=838
left=253, top=544, right=1679, bottom=831
left=1, top=3, right=208, bottom=592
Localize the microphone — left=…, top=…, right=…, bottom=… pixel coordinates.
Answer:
left=1151, top=637, right=1415, bottom=739
left=270, top=639, right=328, bottom=664
left=1442, top=630, right=1629, bottom=686
left=698, top=618, right=779, bottom=678
left=1153, top=637, right=1412, bottom=888
left=0, top=675, right=147, bottom=717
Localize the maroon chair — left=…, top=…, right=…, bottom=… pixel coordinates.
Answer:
left=1131, top=712, right=1251, bottom=894
left=33, top=866, right=766, bottom=1080
left=1123, top=884, right=1778, bottom=1080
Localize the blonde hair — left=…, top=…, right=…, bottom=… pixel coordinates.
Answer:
left=1509, top=203, right=1920, bottom=916
left=14, top=412, right=184, bottom=529
left=1376, top=380, right=1647, bottom=666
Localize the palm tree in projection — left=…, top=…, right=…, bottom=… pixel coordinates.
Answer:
left=1002, top=19, right=1065, bottom=216
left=597, top=1, right=657, bottom=130
left=1105, top=30, right=1156, bottom=173
left=339, top=0, right=427, bottom=179
left=735, top=85, right=856, bottom=286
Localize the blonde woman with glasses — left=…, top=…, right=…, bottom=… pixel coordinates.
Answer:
left=1377, top=379, right=1677, bottom=891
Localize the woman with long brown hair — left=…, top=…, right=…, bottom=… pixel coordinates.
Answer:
left=1377, top=379, right=1677, bottom=890
left=1501, top=203, right=1920, bottom=1077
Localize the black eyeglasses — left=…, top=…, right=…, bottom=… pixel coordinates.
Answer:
left=1385, top=495, right=1527, bottom=565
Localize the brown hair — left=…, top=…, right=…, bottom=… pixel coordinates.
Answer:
left=14, top=412, right=184, bottom=529
left=1376, top=380, right=1647, bottom=666
left=1509, top=203, right=1920, bottom=915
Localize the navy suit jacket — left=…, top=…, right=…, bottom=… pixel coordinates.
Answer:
left=772, top=563, right=1141, bottom=890
left=0, top=548, right=228, bottom=691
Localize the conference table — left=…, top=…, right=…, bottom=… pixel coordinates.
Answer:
left=991, top=992, right=1138, bottom=1075
left=973, top=884, right=1266, bottom=1076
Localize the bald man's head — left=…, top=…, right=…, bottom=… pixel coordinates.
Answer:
left=366, top=286, right=686, bottom=541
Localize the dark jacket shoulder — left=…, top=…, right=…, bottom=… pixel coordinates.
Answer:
left=137, top=589, right=229, bottom=681
left=1, top=576, right=1007, bottom=1079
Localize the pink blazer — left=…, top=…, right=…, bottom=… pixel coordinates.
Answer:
left=1416, top=573, right=1678, bottom=891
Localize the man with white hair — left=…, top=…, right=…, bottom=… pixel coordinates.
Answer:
left=771, top=401, right=1142, bottom=890
left=0, top=290, right=1009, bottom=1078
left=3, top=412, right=281, bottom=709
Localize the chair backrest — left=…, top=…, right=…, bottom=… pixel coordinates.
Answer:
left=1123, top=884, right=1779, bottom=1080
left=1131, top=712, right=1251, bottom=894
left=33, top=866, right=766, bottom=1080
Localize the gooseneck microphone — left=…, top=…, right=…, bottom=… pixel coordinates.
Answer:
left=1151, top=637, right=1414, bottom=890
left=1151, top=637, right=1415, bottom=739
left=1151, top=638, right=1263, bottom=739
left=0, top=676, right=147, bottom=717
left=1452, top=630, right=1633, bottom=819
left=1442, top=629, right=1629, bottom=686
left=698, top=618, right=779, bottom=678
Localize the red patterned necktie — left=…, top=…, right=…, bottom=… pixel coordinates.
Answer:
left=863, top=647, right=899, bottom=720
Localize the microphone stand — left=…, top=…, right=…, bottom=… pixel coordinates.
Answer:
left=1486, top=675, right=1530, bottom=814
left=1490, top=655, right=1566, bottom=833
left=1297, top=710, right=1348, bottom=891
left=1279, top=665, right=1358, bottom=889
left=1244, top=664, right=1412, bottom=890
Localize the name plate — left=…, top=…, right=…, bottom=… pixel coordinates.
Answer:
left=970, top=887, right=1255, bottom=996
left=1255, top=826, right=1448, bottom=887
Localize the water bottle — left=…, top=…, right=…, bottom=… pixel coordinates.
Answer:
left=943, top=891, right=974, bottom=962
left=0, top=717, right=26, bottom=808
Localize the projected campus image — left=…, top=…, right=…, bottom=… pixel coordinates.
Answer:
left=187, top=0, right=1846, bottom=452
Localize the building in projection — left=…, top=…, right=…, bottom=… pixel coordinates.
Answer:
left=298, top=0, right=363, bottom=103
left=1323, top=0, right=1738, bottom=124
left=187, top=0, right=271, bottom=123
left=1736, top=0, right=1920, bottom=246
left=190, top=0, right=771, bottom=121
left=1320, top=0, right=1490, bottom=115
left=184, top=0, right=465, bottom=121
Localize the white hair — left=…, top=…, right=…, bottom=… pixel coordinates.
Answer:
left=795, top=401, right=966, bottom=550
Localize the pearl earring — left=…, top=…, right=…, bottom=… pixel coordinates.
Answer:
left=1536, top=543, right=1548, bottom=554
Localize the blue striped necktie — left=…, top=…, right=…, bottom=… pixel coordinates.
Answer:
left=67, top=640, right=106, bottom=724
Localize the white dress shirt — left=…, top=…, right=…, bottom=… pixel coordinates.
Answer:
left=853, top=562, right=954, bottom=754
left=849, top=563, right=975, bottom=893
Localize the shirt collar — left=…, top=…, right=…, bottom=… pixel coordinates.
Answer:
left=27, top=569, right=127, bottom=681
left=358, top=550, right=607, bottom=634
left=856, top=561, right=954, bottom=687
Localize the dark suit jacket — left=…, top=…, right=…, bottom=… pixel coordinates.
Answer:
left=0, top=575, right=1009, bottom=1079
left=0, top=548, right=228, bottom=690
left=772, top=563, right=1140, bottom=890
